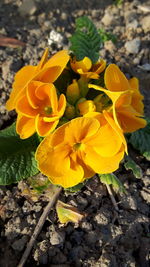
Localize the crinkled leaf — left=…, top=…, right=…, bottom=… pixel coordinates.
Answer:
left=124, top=156, right=142, bottom=179
left=128, top=117, right=150, bottom=160
left=70, top=16, right=101, bottom=63
left=56, top=200, right=84, bottom=224
left=98, top=173, right=125, bottom=192
left=0, top=122, right=40, bottom=185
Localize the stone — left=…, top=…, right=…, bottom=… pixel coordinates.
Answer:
left=126, top=19, right=138, bottom=30
left=140, top=190, right=150, bottom=203
left=141, top=15, right=150, bottom=33
left=94, top=212, right=109, bottom=225
left=50, top=230, right=65, bottom=246
left=125, top=38, right=141, bottom=54
left=19, top=0, right=37, bottom=16
left=120, top=194, right=137, bottom=210
left=124, top=11, right=137, bottom=23
left=81, top=221, right=93, bottom=231
left=104, top=40, right=116, bottom=53
left=2, top=58, right=13, bottom=80
left=138, top=63, right=150, bottom=71
left=48, top=30, right=63, bottom=48
left=101, top=13, right=114, bottom=26
left=133, top=57, right=140, bottom=65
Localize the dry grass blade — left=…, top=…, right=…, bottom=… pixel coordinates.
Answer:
left=0, top=35, right=25, bottom=48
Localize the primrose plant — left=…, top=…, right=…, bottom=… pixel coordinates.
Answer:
left=0, top=16, right=149, bottom=217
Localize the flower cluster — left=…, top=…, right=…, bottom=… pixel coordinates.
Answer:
left=6, top=49, right=146, bottom=188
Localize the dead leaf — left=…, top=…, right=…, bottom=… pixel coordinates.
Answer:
left=18, top=175, right=59, bottom=203
left=0, top=35, right=25, bottom=48
left=56, top=200, right=85, bottom=224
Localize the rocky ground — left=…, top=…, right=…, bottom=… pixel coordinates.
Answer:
left=0, top=0, right=150, bottom=266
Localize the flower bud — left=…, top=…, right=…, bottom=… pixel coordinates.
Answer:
left=65, top=104, right=76, bottom=119
left=77, top=100, right=96, bottom=115
left=66, top=80, right=80, bottom=105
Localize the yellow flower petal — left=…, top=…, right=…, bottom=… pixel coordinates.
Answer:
left=16, top=95, right=39, bottom=118
left=35, top=114, right=59, bottom=136
left=49, top=163, right=84, bottom=188
left=117, top=110, right=147, bottom=133
left=6, top=66, right=37, bottom=110
left=36, top=48, right=49, bottom=71
left=85, top=146, right=125, bottom=174
left=105, top=64, right=130, bottom=92
left=16, top=115, right=35, bottom=139
left=36, top=139, right=70, bottom=177
left=92, top=59, right=106, bottom=74
left=35, top=83, right=58, bottom=112
left=27, top=81, right=43, bottom=109
left=57, top=94, right=66, bottom=117
left=6, top=49, right=69, bottom=111
left=64, top=117, right=100, bottom=145
left=71, top=57, right=92, bottom=73
left=44, top=50, right=69, bottom=70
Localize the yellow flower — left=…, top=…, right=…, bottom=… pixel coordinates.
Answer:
left=70, top=56, right=106, bottom=79
left=89, top=64, right=147, bottom=133
left=6, top=49, right=69, bottom=111
left=36, top=112, right=126, bottom=188
left=16, top=81, right=66, bottom=138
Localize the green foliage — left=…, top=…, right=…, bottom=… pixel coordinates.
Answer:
left=65, top=182, right=85, bottom=193
left=99, top=173, right=125, bottom=192
left=98, top=29, right=117, bottom=45
left=114, top=0, right=123, bottom=6
left=124, top=156, right=142, bottom=179
left=128, top=117, right=150, bottom=160
left=70, top=16, right=101, bottom=63
left=0, top=123, right=40, bottom=185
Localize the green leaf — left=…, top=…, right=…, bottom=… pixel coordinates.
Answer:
left=70, top=16, right=101, bottom=63
left=98, top=29, right=117, bottom=45
left=98, top=173, right=125, bottom=192
left=143, top=151, right=150, bottom=161
left=124, top=156, right=142, bottom=179
left=65, top=182, right=85, bottom=193
left=128, top=117, right=150, bottom=160
left=0, top=123, right=40, bottom=185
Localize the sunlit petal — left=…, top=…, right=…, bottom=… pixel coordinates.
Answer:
left=16, top=115, right=35, bottom=139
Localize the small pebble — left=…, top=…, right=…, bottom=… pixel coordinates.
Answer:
left=125, top=38, right=141, bottom=54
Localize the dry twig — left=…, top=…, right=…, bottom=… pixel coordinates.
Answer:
left=17, top=186, right=62, bottom=267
